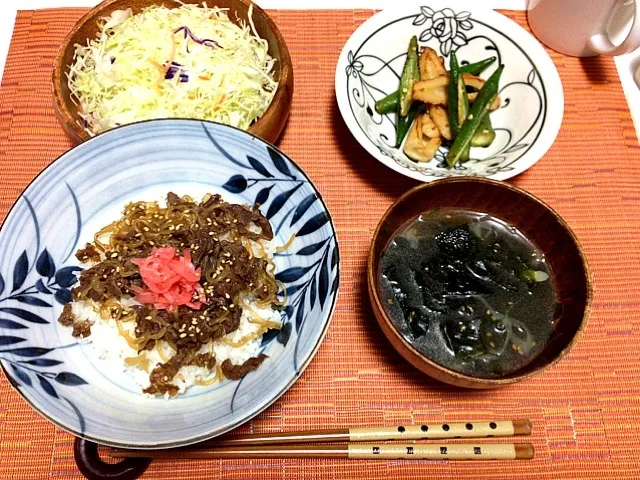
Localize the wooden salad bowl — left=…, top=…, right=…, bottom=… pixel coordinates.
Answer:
left=52, top=0, right=293, bottom=144
left=367, top=178, right=592, bottom=389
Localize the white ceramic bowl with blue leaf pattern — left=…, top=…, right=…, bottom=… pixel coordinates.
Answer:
left=0, top=119, right=339, bottom=448
left=335, top=2, right=564, bottom=181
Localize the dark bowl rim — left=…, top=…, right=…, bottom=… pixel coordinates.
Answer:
left=367, top=177, right=593, bottom=387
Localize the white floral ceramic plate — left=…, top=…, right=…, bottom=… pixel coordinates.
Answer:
left=335, top=3, right=563, bottom=181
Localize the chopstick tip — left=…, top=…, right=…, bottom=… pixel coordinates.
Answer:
left=514, top=443, right=535, bottom=460
left=513, top=419, right=532, bottom=436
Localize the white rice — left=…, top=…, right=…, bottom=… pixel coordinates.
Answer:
left=69, top=232, right=282, bottom=396
left=72, top=296, right=281, bottom=395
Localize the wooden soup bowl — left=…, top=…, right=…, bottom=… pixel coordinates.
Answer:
left=367, top=177, right=592, bottom=388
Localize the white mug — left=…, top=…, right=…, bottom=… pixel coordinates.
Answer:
left=528, top=0, right=640, bottom=57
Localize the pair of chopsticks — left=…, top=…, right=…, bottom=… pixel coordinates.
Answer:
left=109, top=420, right=534, bottom=461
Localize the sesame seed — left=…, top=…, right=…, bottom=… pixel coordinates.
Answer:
left=225, top=293, right=230, bottom=299
left=110, top=252, right=118, bottom=258
left=229, top=304, right=234, bottom=308
left=145, top=316, right=152, bottom=320
left=143, top=227, right=150, bottom=232
left=180, top=333, right=187, bottom=338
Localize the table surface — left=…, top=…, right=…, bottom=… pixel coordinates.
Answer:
left=0, top=4, right=640, bottom=480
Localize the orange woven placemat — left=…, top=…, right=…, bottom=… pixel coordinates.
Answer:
left=1, top=7, right=639, bottom=480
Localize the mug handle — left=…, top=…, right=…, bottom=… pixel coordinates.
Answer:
left=588, top=0, right=640, bottom=55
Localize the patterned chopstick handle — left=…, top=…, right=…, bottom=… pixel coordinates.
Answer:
left=347, top=443, right=534, bottom=460
left=349, top=420, right=530, bottom=441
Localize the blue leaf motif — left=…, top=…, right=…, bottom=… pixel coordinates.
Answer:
left=290, top=194, right=317, bottom=226
left=54, top=372, right=88, bottom=386
left=296, top=238, right=330, bottom=256
left=12, top=251, right=29, bottom=292
left=63, top=397, right=86, bottom=435
left=260, top=328, right=279, bottom=346
left=0, top=319, right=27, bottom=329
left=284, top=305, right=294, bottom=319
left=309, top=276, right=317, bottom=310
left=254, top=186, right=273, bottom=207
left=35, top=279, right=52, bottom=294
left=268, top=145, right=296, bottom=179
left=0, top=307, right=48, bottom=324
left=0, top=336, right=26, bottom=346
left=331, top=245, right=339, bottom=270
left=201, top=122, right=249, bottom=169
left=222, top=175, right=248, bottom=194
left=295, top=292, right=306, bottom=332
left=275, top=266, right=313, bottom=283
left=19, top=359, right=63, bottom=367
left=266, top=184, right=303, bottom=219
left=10, top=365, right=31, bottom=387
left=63, top=182, right=82, bottom=263
left=0, top=347, right=53, bottom=357
left=35, top=249, right=55, bottom=278
left=281, top=285, right=299, bottom=296
left=15, top=296, right=52, bottom=308
left=54, top=289, right=72, bottom=305
left=247, top=156, right=274, bottom=178
left=37, top=375, right=59, bottom=398
left=54, top=266, right=81, bottom=288
left=0, top=272, right=4, bottom=296
left=331, top=276, right=339, bottom=294
left=277, top=322, right=292, bottom=346
left=297, top=212, right=330, bottom=237
left=318, top=254, right=330, bottom=309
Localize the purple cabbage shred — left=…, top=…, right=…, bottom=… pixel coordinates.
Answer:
left=164, top=61, right=189, bottom=82
left=173, top=26, right=222, bottom=49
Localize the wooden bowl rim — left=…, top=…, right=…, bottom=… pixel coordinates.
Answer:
left=367, top=177, right=593, bottom=387
left=51, top=0, right=292, bottom=143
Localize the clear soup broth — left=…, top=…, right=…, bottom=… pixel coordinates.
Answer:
left=378, top=209, right=558, bottom=378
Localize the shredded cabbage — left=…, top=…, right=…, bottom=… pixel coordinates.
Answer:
left=67, top=2, right=278, bottom=136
